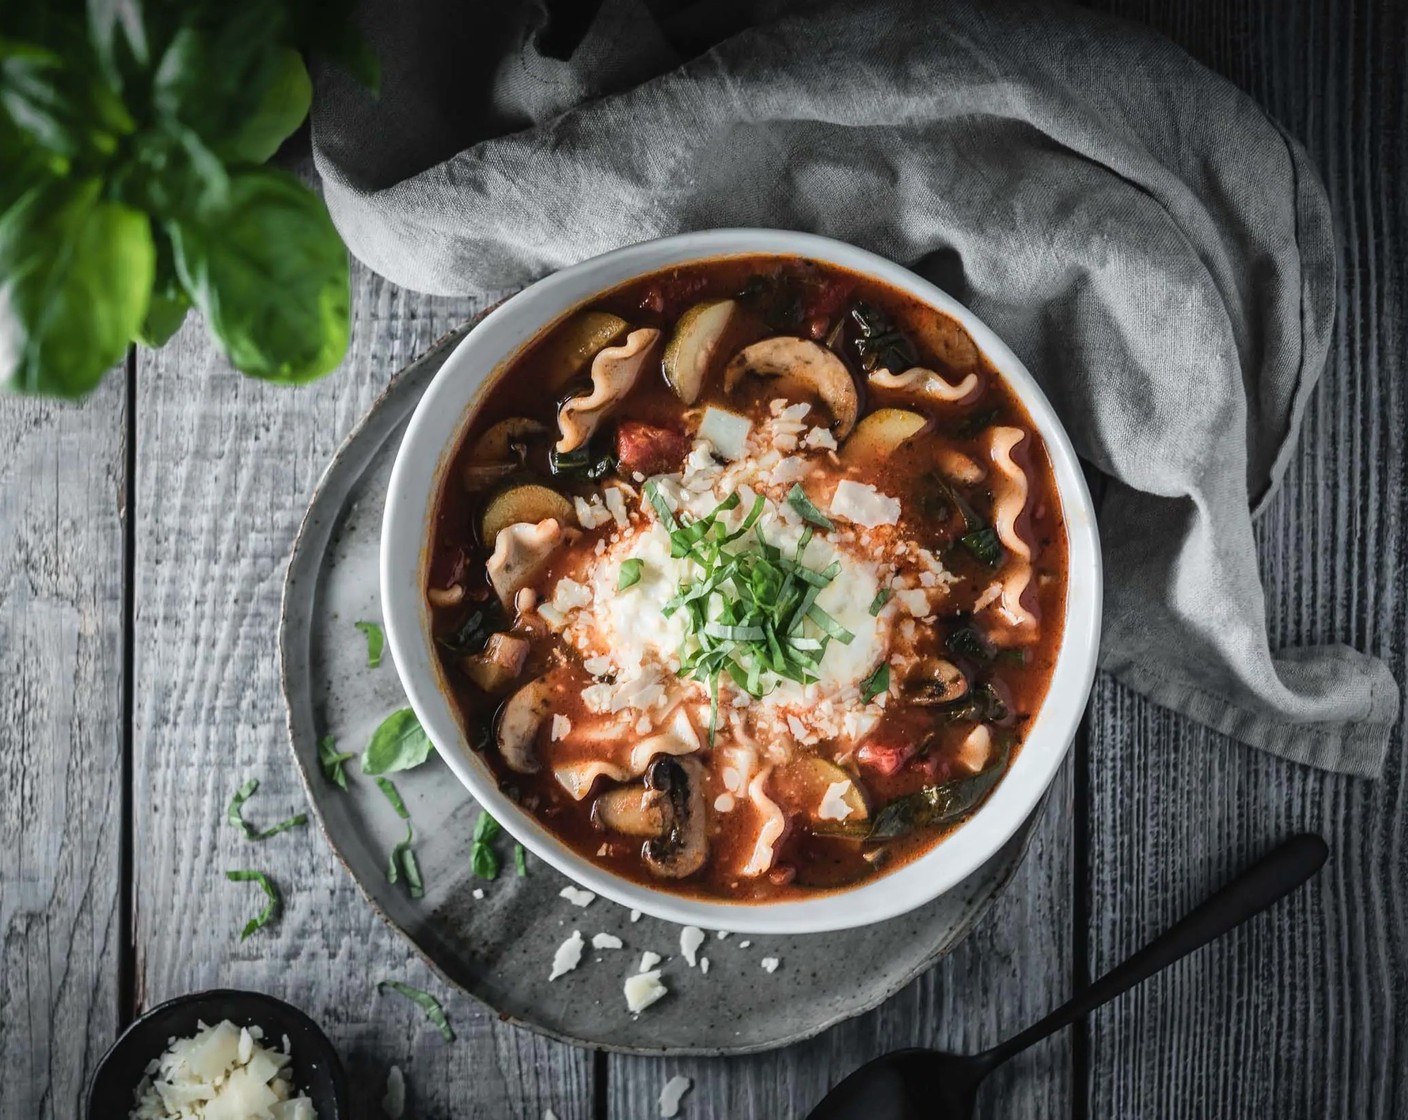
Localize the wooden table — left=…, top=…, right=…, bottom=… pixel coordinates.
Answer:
left=3, top=2, right=1403, bottom=1116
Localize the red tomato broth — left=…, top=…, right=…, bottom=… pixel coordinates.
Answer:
left=426, top=255, right=1068, bottom=903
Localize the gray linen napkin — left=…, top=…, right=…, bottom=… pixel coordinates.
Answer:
left=310, top=0, right=1399, bottom=776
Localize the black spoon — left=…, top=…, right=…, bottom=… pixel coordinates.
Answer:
left=806, top=832, right=1329, bottom=1120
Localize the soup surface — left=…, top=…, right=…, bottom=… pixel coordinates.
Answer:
left=427, top=255, right=1068, bottom=902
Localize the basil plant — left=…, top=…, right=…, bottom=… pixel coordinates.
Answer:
left=0, top=1, right=374, bottom=397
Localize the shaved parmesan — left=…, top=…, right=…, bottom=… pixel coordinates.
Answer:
left=639, top=951, right=662, bottom=972
left=830, top=480, right=901, bottom=527
left=624, top=970, right=669, bottom=1013
left=659, top=1075, right=693, bottom=1118
left=560, top=886, right=597, bottom=907
left=550, top=930, right=585, bottom=980
left=550, top=714, right=572, bottom=742
left=680, top=925, right=705, bottom=967
left=818, top=780, right=857, bottom=821
left=697, top=407, right=752, bottom=460
left=592, top=933, right=624, bottom=949
left=761, top=957, right=781, bottom=973
left=127, top=1020, right=312, bottom=1120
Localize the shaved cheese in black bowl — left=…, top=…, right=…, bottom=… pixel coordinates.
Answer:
left=87, top=990, right=347, bottom=1120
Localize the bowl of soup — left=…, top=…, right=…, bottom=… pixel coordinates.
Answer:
left=381, top=229, right=1100, bottom=934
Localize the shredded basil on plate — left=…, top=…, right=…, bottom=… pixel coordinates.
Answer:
left=378, top=980, right=455, bottom=1042
left=355, top=620, right=385, bottom=667
left=515, top=843, right=528, bottom=877
left=226, top=870, right=280, bottom=940
left=226, top=778, right=308, bottom=840
left=471, top=811, right=501, bottom=880
left=317, top=735, right=356, bottom=790
left=362, top=708, right=435, bottom=775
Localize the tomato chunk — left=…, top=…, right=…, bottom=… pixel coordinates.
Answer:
left=856, top=740, right=915, bottom=778
left=616, top=421, right=691, bottom=477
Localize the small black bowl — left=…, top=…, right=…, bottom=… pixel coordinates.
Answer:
left=87, top=989, right=348, bottom=1119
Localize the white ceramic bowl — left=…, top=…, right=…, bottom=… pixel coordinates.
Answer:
left=382, top=229, right=1101, bottom=935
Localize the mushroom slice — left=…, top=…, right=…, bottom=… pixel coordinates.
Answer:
left=839, top=407, right=927, bottom=464
left=481, top=483, right=575, bottom=545
left=471, top=417, right=548, bottom=463
left=487, top=518, right=566, bottom=609
left=868, top=365, right=978, bottom=403
left=592, top=784, right=666, bottom=837
left=723, top=337, right=859, bottom=438
left=662, top=299, right=739, bottom=404
left=904, top=658, right=969, bottom=707
left=496, top=676, right=554, bottom=774
left=555, top=328, right=662, bottom=454
left=642, top=756, right=709, bottom=880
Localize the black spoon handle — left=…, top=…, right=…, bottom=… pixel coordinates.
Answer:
left=983, top=833, right=1329, bottom=1067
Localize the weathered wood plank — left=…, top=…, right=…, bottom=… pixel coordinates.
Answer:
left=1084, top=0, right=1407, bottom=1117
left=128, top=268, right=596, bottom=1119
left=608, top=761, right=1075, bottom=1120
left=0, top=372, right=127, bottom=1118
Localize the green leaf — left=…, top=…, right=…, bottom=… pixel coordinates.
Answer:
left=471, top=810, right=501, bottom=879
left=375, top=777, right=409, bottom=819
left=515, top=843, right=527, bottom=877
left=786, top=484, right=834, bottom=530
left=226, top=776, right=308, bottom=840
left=217, top=48, right=311, bottom=164
left=377, top=980, right=454, bottom=1042
left=355, top=619, right=385, bottom=668
left=869, top=588, right=891, bottom=616
left=473, top=811, right=501, bottom=844
left=170, top=167, right=349, bottom=384
left=0, top=178, right=153, bottom=397
left=137, top=228, right=190, bottom=347
left=959, top=527, right=1004, bottom=568
left=317, top=734, right=355, bottom=790
left=860, top=662, right=890, bottom=704
left=0, top=39, right=132, bottom=162
left=617, top=558, right=644, bottom=591
left=225, top=869, right=280, bottom=940
left=362, top=708, right=434, bottom=775
left=867, top=739, right=1011, bottom=841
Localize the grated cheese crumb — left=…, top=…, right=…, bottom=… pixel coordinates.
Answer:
left=624, top=970, right=669, bottom=1013
left=592, top=933, right=624, bottom=950
left=550, top=714, right=572, bottom=742
left=760, top=957, right=780, bottom=973
left=549, top=930, right=585, bottom=980
left=680, top=925, right=705, bottom=967
left=560, top=886, right=597, bottom=908
left=659, top=1075, right=693, bottom=1118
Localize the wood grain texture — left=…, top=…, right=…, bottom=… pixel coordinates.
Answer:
left=0, top=371, right=127, bottom=1118
left=1081, top=0, right=1407, bottom=1117
left=128, top=267, right=595, bottom=1120
left=607, top=762, right=1075, bottom=1120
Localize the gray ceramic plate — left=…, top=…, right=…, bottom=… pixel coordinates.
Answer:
left=278, top=321, right=1046, bottom=1055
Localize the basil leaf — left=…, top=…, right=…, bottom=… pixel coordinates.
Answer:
left=0, top=178, right=154, bottom=397
left=861, top=663, right=890, bottom=704
left=401, top=844, right=424, bottom=899
left=515, top=844, right=528, bottom=877
left=217, top=48, right=311, bottom=164
left=959, top=527, right=1004, bottom=568
left=617, top=558, right=644, bottom=591
left=786, top=484, right=834, bottom=530
left=869, top=588, right=891, bottom=616
left=318, top=735, right=355, bottom=790
left=226, top=777, right=307, bottom=840
left=471, top=841, right=500, bottom=881
left=355, top=619, right=385, bottom=668
left=387, top=822, right=412, bottom=883
left=378, top=980, right=455, bottom=1042
left=437, top=603, right=503, bottom=657
left=170, top=167, right=349, bottom=384
left=473, top=810, right=501, bottom=844
left=362, top=708, right=434, bottom=775
left=225, top=870, right=280, bottom=940
left=867, top=740, right=1011, bottom=841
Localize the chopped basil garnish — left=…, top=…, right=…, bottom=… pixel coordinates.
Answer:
left=786, top=484, right=834, bottom=530
left=377, top=980, right=455, bottom=1042
left=226, top=870, right=280, bottom=940
left=850, top=302, right=918, bottom=375
left=861, top=663, right=890, bottom=704
left=869, top=588, right=891, bottom=616
left=946, top=626, right=994, bottom=663
left=226, top=778, right=308, bottom=841
left=318, top=735, right=355, bottom=790
left=471, top=811, right=501, bottom=880
left=362, top=708, right=434, bottom=775
left=437, top=603, right=504, bottom=657
left=377, top=778, right=423, bottom=899
left=515, top=843, right=528, bottom=877
left=355, top=620, right=385, bottom=667
left=618, top=558, right=644, bottom=591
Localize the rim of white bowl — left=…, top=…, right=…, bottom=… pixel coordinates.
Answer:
left=381, top=229, right=1101, bottom=935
